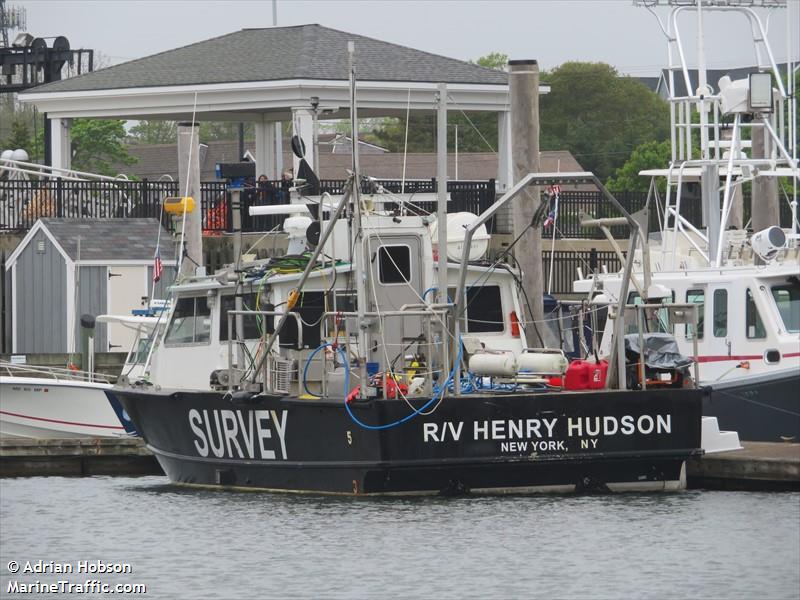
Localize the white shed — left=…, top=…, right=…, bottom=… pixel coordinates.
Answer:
left=4, top=218, right=177, bottom=353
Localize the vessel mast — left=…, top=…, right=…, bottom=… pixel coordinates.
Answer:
left=348, top=41, right=369, bottom=399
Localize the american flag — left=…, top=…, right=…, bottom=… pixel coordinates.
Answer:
left=153, top=248, right=163, bottom=283
left=543, top=192, right=560, bottom=229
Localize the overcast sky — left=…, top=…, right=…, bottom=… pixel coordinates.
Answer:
left=14, top=0, right=800, bottom=76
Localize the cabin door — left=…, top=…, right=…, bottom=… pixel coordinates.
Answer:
left=702, top=284, right=733, bottom=378
left=107, top=266, right=147, bottom=352
left=365, top=234, right=424, bottom=372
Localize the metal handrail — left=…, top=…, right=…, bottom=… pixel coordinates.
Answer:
left=621, top=302, right=700, bottom=389
left=225, top=310, right=305, bottom=393
left=0, top=361, right=115, bottom=384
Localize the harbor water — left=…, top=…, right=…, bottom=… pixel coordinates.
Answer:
left=1, top=476, right=798, bottom=599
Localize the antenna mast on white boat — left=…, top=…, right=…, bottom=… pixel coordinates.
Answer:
left=636, top=0, right=799, bottom=267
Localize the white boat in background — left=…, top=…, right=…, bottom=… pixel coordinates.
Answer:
left=574, top=0, right=799, bottom=441
left=0, top=364, right=133, bottom=438
left=0, top=312, right=162, bottom=439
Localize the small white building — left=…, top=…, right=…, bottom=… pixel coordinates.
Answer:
left=4, top=218, right=177, bottom=353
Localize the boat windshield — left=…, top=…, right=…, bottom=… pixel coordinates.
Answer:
left=164, top=296, right=212, bottom=345
left=771, top=279, right=800, bottom=334
left=128, top=337, right=152, bottom=365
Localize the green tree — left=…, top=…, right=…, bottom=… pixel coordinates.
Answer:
left=199, top=121, right=254, bottom=142
left=70, top=119, right=136, bottom=175
left=474, top=52, right=508, bottom=70
left=369, top=52, right=507, bottom=155
left=540, top=62, right=670, bottom=181
left=3, top=118, right=33, bottom=155
left=127, top=120, right=255, bottom=145
left=606, top=140, right=671, bottom=193
left=128, top=120, right=177, bottom=144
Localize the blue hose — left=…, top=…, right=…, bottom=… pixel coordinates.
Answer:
left=304, top=339, right=515, bottom=430
left=345, top=341, right=462, bottom=430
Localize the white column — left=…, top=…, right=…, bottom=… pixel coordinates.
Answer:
left=291, top=107, right=314, bottom=175
left=497, top=111, right=512, bottom=191
left=254, top=117, right=278, bottom=179
left=275, top=122, right=284, bottom=178
left=50, top=118, right=72, bottom=171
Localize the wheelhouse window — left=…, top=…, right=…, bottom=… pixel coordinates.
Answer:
left=771, top=279, right=800, bottom=333
left=713, top=289, right=727, bottom=337
left=378, top=246, right=411, bottom=284
left=219, top=292, right=262, bottom=341
left=626, top=291, right=673, bottom=334
left=465, top=286, right=504, bottom=333
left=686, top=289, right=705, bottom=340
left=745, top=288, right=766, bottom=339
left=165, top=296, right=211, bottom=345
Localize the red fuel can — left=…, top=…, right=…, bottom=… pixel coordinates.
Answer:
left=564, top=360, right=591, bottom=390
left=588, top=359, right=609, bottom=389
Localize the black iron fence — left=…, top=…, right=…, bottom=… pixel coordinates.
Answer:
left=542, top=249, right=622, bottom=296
left=0, top=177, right=497, bottom=234
left=545, top=189, right=794, bottom=239
left=1, top=177, right=793, bottom=238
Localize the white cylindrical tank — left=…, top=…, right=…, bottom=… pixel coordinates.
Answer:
left=430, top=212, right=490, bottom=261
left=468, top=352, right=518, bottom=377
left=517, top=351, right=568, bottom=376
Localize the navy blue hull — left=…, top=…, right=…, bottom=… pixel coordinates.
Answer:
left=705, top=371, right=800, bottom=442
left=117, top=387, right=704, bottom=495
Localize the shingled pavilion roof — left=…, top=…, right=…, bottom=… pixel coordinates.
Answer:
left=31, top=25, right=508, bottom=94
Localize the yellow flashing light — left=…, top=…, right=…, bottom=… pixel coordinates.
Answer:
left=163, top=196, right=196, bottom=215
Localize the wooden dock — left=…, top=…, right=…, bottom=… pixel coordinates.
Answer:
left=0, top=437, right=162, bottom=477
left=687, top=442, right=800, bottom=491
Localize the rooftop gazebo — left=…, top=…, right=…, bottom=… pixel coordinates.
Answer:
left=19, top=24, right=548, bottom=190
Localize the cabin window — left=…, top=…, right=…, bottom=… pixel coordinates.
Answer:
left=378, top=246, right=411, bottom=284
left=745, top=289, right=766, bottom=339
left=685, top=289, right=705, bottom=340
left=771, top=280, right=800, bottom=333
left=219, top=293, right=263, bottom=341
left=713, top=289, right=727, bottom=337
left=279, top=291, right=325, bottom=349
left=129, top=337, right=152, bottom=365
left=334, top=291, right=358, bottom=314
left=626, top=291, right=673, bottom=334
left=465, top=286, right=504, bottom=333
left=165, top=296, right=211, bottom=345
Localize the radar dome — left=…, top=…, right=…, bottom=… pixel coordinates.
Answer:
left=10, top=149, right=29, bottom=161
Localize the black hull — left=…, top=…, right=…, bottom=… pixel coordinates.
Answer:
left=705, top=370, right=800, bottom=442
left=118, top=387, right=704, bottom=495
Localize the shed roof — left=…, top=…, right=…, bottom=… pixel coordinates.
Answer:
left=37, top=218, right=177, bottom=261
left=30, top=24, right=507, bottom=95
